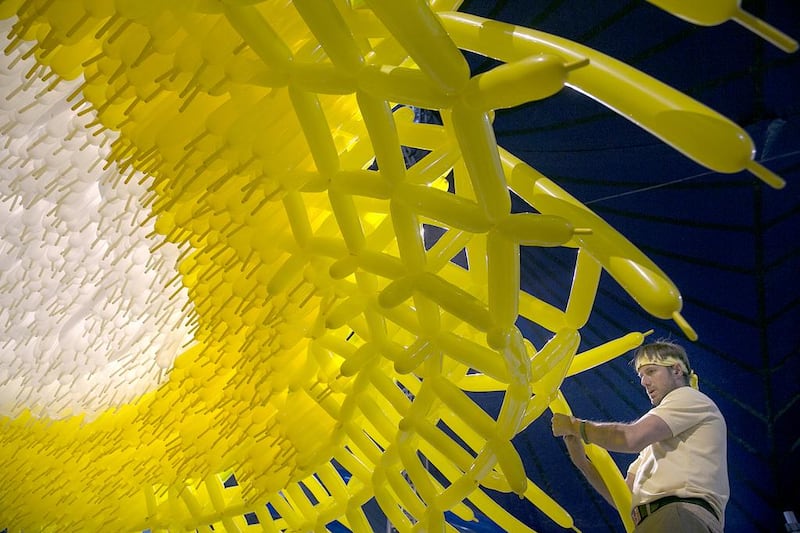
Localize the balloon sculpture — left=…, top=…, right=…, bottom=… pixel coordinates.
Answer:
left=0, top=0, right=794, bottom=531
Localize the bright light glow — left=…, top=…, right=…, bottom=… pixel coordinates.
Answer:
left=0, top=22, right=195, bottom=420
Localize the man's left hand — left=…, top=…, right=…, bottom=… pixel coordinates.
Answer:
left=551, top=413, right=576, bottom=437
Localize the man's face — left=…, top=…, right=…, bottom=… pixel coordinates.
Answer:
left=637, top=364, right=682, bottom=406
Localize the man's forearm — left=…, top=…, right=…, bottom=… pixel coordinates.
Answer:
left=552, top=412, right=672, bottom=454
left=563, top=436, right=616, bottom=506
left=563, top=417, right=642, bottom=453
left=580, top=419, right=639, bottom=453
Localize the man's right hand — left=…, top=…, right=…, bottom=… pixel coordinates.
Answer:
left=563, top=434, right=588, bottom=465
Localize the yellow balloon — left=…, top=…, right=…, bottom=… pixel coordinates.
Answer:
left=440, top=11, right=788, bottom=187
left=461, top=53, right=568, bottom=111
left=646, top=0, right=798, bottom=53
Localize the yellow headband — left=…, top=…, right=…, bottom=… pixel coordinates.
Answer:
left=636, top=355, right=699, bottom=389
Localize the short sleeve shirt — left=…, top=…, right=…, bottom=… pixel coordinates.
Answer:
left=627, top=386, right=729, bottom=524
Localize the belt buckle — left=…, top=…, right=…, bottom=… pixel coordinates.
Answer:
left=631, top=506, right=642, bottom=526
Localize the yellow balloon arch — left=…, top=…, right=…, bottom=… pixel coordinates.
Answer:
left=0, top=0, right=794, bottom=531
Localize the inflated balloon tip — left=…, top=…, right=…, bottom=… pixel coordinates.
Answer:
left=733, top=10, right=799, bottom=54
left=565, top=57, right=590, bottom=72
left=672, top=312, right=698, bottom=342
left=777, top=36, right=800, bottom=54
left=747, top=160, right=786, bottom=190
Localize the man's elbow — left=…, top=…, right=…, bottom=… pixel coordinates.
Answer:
left=626, top=440, right=647, bottom=454
left=621, top=430, right=650, bottom=453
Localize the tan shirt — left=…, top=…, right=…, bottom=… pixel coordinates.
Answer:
left=627, top=386, right=729, bottom=525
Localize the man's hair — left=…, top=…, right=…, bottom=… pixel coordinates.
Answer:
left=631, top=340, right=693, bottom=384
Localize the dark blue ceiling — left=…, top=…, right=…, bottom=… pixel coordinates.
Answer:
left=451, top=0, right=800, bottom=531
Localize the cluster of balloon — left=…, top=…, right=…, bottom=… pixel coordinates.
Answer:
left=0, top=18, right=196, bottom=425
left=0, top=0, right=794, bottom=532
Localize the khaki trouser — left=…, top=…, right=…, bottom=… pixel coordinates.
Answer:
left=634, top=501, right=723, bottom=533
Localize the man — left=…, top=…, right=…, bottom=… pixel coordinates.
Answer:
left=551, top=341, right=729, bottom=532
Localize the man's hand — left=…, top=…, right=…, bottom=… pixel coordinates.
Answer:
left=551, top=413, right=577, bottom=437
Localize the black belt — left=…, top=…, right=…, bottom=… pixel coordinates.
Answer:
left=632, top=496, right=718, bottom=526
